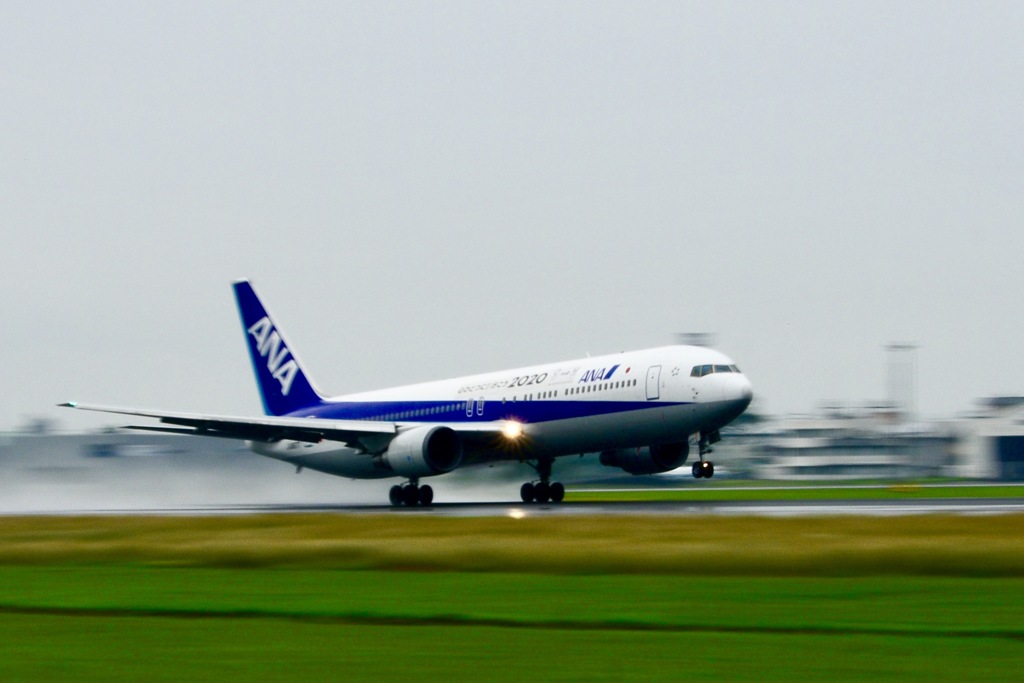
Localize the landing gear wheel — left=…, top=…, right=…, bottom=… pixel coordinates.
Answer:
left=389, top=485, right=403, bottom=506
left=402, top=484, right=420, bottom=506
left=523, top=457, right=562, bottom=504
left=418, top=485, right=434, bottom=506
left=692, top=462, right=703, bottom=479
left=705, top=462, right=715, bottom=478
left=549, top=482, right=565, bottom=503
left=520, top=482, right=535, bottom=503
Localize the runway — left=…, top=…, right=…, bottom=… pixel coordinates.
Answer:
left=45, top=496, right=1024, bottom=517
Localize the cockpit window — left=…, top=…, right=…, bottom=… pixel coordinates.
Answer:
left=691, top=364, right=742, bottom=377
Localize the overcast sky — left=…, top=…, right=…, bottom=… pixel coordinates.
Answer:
left=3, top=1, right=1022, bottom=432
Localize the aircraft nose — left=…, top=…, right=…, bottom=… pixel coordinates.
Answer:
left=728, top=374, right=753, bottom=405
left=740, top=376, right=753, bottom=401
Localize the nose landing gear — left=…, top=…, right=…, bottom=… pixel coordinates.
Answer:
left=693, top=431, right=720, bottom=479
left=692, top=460, right=715, bottom=479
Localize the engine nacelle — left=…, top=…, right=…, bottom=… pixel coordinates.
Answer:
left=383, top=426, right=464, bottom=478
left=599, top=442, right=689, bottom=475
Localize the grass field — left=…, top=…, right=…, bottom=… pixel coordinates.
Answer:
left=1, top=514, right=1022, bottom=681
left=2, top=513, right=1023, bottom=576
left=570, top=482, right=1024, bottom=502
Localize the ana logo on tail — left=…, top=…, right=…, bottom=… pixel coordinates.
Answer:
left=247, top=316, right=299, bottom=395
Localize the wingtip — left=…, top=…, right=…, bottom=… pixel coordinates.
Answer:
left=58, top=401, right=78, bottom=408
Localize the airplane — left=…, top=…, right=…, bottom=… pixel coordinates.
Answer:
left=62, top=280, right=753, bottom=506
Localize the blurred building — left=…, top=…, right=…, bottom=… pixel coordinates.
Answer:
left=732, top=397, right=1024, bottom=481
left=948, top=397, right=1024, bottom=479
left=745, top=406, right=955, bottom=480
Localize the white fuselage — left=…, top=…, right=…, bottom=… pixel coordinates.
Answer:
left=251, top=345, right=752, bottom=479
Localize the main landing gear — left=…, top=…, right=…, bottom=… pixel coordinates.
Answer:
left=520, top=457, right=565, bottom=503
left=692, top=430, right=720, bottom=479
left=389, top=480, right=433, bottom=507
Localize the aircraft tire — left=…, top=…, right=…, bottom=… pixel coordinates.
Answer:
left=706, top=462, right=715, bottom=478
left=692, top=463, right=703, bottom=479
left=534, top=481, right=550, bottom=503
left=402, top=484, right=420, bottom=506
left=419, top=484, right=434, bottom=506
left=389, top=485, right=403, bottom=506
left=549, top=482, right=565, bottom=503
left=520, top=482, right=535, bottom=503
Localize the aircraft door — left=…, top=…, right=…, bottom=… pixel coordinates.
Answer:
left=646, top=366, right=661, bottom=400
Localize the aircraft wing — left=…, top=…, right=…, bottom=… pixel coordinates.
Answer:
left=58, top=402, right=511, bottom=450
left=59, top=402, right=401, bottom=447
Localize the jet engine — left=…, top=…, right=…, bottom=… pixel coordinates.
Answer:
left=383, top=426, right=464, bottom=478
left=599, top=442, right=689, bottom=475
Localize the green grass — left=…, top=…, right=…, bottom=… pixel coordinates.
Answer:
left=1, top=567, right=1023, bottom=635
left=7, top=612, right=1023, bottom=683
left=1, top=514, right=1023, bottom=576
left=0, top=568, right=1022, bottom=682
left=1, top=515, right=1023, bottom=680
left=570, top=482, right=1024, bottom=502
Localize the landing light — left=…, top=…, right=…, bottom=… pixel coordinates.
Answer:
left=502, top=421, right=524, bottom=440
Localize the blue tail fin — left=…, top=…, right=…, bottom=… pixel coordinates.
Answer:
left=232, top=280, right=325, bottom=416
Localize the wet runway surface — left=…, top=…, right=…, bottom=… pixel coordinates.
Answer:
left=45, top=496, right=1024, bottom=517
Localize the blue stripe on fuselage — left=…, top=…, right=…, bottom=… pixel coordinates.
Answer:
left=286, top=399, right=689, bottom=424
